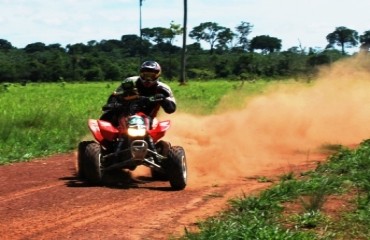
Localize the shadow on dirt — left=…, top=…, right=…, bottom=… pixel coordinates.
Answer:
left=59, top=172, right=174, bottom=191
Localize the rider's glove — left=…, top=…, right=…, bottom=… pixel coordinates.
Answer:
left=140, top=96, right=151, bottom=104
left=113, top=102, right=123, bottom=108
left=140, top=94, right=165, bottom=103
left=148, top=94, right=165, bottom=102
left=102, top=102, right=121, bottom=111
left=154, top=94, right=165, bottom=101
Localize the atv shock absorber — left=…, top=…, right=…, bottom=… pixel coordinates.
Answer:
left=115, top=137, right=125, bottom=156
left=146, top=135, right=158, bottom=162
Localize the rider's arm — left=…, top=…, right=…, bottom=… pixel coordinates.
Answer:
left=157, top=83, right=176, bottom=114
left=102, top=84, right=128, bottom=111
left=102, top=77, right=138, bottom=110
left=102, top=94, right=122, bottom=111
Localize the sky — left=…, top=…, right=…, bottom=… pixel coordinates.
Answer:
left=1, top=0, right=370, bottom=52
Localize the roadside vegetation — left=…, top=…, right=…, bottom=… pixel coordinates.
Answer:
left=179, top=141, right=370, bottom=239
left=0, top=82, right=105, bottom=163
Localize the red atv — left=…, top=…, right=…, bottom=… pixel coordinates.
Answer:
left=77, top=95, right=187, bottom=190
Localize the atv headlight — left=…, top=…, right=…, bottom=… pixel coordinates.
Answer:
left=128, top=126, right=146, bottom=137
left=127, top=115, right=147, bottom=137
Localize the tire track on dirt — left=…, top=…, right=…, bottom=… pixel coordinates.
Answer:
left=20, top=201, right=132, bottom=239
left=17, top=183, right=224, bottom=240
left=0, top=182, right=65, bottom=204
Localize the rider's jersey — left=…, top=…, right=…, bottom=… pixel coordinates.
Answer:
left=108, top=76, right=176, bottom=118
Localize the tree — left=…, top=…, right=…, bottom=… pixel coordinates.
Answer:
left=0, top=39, right=13, bottom=51
left=326, top=26, right=359, bottom=55
left=99, top=39, right=123, bottom=52
left=142, top=27, right=169, bottom=44
left=27, top=59, right=46, bottom=81
left=216, top=28, right=236, bottom=51
left=47, top=43, right=65, bottom=52
left=189, top=22, right=232, bottom=54
left=142, top=22, right=182, bottom=45
left=168, top=21, right=183, bottom=45
left=359, top=30, right=370, bottom=52
left=307, top=49, right=342, bottom=67
left=66, top=43, right=90, bottom=54
left=235, top=21, right=253, bottom=51
left=24, top=42, right=47, bottom=53
left=249, top=35, right=282, bottom=53
left=0, top=53, right=16, bottom=82
left=102, top=61, right=121, bottom=80
left=121, top=34, right=149, bottom=57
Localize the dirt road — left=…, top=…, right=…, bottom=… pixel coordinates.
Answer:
left=0, top=151, right=326, bottom=240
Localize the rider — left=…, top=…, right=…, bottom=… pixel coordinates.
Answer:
left=100, top=61, right=176, bottom=126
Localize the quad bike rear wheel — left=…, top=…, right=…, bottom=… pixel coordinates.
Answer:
left=167, top=146, right=187, bottom=190
left=83, top=142, right=103, bottom=185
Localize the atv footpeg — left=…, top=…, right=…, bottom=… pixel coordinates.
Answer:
left=131, top=140, right=148, bottom=160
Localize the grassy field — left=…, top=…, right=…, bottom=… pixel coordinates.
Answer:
left=0, top=80, right=276, bottom=164
left=1, top=82, right=107, bottom=163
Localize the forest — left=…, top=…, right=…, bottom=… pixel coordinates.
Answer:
left=1, top=21, right=369, bottom=83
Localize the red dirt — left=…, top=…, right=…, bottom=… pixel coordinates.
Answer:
left=0, top=151, right=327, bottom=240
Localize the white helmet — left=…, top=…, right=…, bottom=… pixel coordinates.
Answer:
left=139, top=61, right=161, bottom=87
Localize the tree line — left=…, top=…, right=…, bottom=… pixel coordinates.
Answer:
left=1, top=21, right=369, bottom=83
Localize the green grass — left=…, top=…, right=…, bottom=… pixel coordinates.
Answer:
left=0, top=82, right=110, bottom=163
left=178, top=140, right=370, bottom=239
left=0, top=79, right=279, bottom=164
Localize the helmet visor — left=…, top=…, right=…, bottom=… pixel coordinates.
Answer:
left=140, top=70, right=159, bottom=82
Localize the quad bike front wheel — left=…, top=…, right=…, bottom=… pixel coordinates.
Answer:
left=77, top=141, right=95, bottom=178
left=167, top=146, right=187, bottom=190
left=83, top=141, right=103, bottom=185
left=151, top=140, right=170, bottom=181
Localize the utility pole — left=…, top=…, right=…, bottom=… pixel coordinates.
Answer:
left=139, top=0, right=144, bottom=63
left=179, top=0, right=187, bottom=84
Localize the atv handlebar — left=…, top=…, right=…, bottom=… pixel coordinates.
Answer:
left=141, top=94, right=165, bottom=103
left=102, top=94, right=165, bottom=111
left=122, top=94, right=164, bottom=103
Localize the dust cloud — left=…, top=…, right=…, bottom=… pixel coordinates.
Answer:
left=166, top=54, right=370, bottom=186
